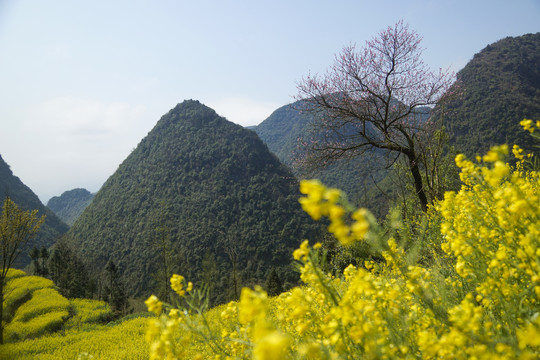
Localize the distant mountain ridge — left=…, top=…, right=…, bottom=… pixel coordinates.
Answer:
left=255, top=33, right=540, bottom=216
left=68, top=100, right=319, bottom=302
left=254, top=101, right=429, bottom=216
left=47, top=188, right=94, bottom=226
left=0, top=154, right=68, bottom=267
left=441, top=32, right=540, bottom=157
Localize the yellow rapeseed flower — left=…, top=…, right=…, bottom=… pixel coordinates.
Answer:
left=293, top=240, right=310, bottom=261
left=170, top=274, right=187, bottom=297
left=520, top=118, right=534, bottom=133
left=145, top=295, right=163, bottom=316
left=253, top=331, right=291, bottom=360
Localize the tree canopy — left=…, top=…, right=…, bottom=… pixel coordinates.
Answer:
left=68, top=100, right=321, bottom=304
left=438, top=32, right=540, bottom=158
left=47, top=188, right=94, bottom=226
left=296, top=21, right=453, bottom=211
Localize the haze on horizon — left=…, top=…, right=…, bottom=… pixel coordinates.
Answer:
left=0, top=0, right=538, bottom=203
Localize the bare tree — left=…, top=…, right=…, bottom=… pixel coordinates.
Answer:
left=296, top=21, right=453, bottom=211
left=0, top=197, right=45, bottom=344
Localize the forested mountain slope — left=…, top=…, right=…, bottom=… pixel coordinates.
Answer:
left=0, top=155, right=68, bottom=267
left=256, top=33, right=540, bottom=215
left=441, top=32, right=540, bottom=157
left=254, top=102, right=423, bottom=217
left=47, top=188, right=94, bottom=226
left=68, top=100, right=319, bottom=303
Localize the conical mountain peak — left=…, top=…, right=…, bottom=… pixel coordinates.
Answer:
left=69, top=100, right=318, bottom=302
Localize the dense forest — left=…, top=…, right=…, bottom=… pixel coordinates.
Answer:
left=255, top=33, right=540, bottom=217
left=255, top=101, right=433, bottom=217
left=439, top=32, right=540, bottom=157
left=67, top=100, right=320, bottom=304
left=47, top=188, right=94, bottom=226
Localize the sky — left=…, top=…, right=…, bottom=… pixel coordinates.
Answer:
left=0, top=0, right=539, bottom=203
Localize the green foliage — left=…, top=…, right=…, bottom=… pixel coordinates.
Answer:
left=1, top=197, right=46, bottom=280
left=48, top=237, right=92, bottom=299
left=0, top=155, right=68, bottom=268
left=265, top=268, right=283, bottom=297
left=438, top=33, right=540, bottom=158
left=254, top=101, right=313, bottom=164
left=68, top=100, right=321, bottom=304
left=47, top=188, right=94, bottom=226
left=254, top=101, right=394, bottom=217
left=103, top=260, right=129, bottom=315
left=30, top=245, right=50, bottom=277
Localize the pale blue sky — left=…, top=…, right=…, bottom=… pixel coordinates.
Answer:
left=0, top=0, right=539, bottom=202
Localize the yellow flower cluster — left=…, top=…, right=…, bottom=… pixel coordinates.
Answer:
left=2, top=316, right=150, bottom=359
left=299, top=179, right=369, bottom=245
left=433, top=146, right=540, bottom=359
left=520, top=118, right=540, bottom=134
left=66, top=299, right=112, bottom=326
left=145, top=295, right=163, bottom=316
left=145, top=274, right=197, bottom=359
left=170, top=274, right=193, bottom=297
left=146, top=127, right=540, bottom=359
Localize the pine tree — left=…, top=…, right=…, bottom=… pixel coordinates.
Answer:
left=265, top=268, right=283, bottom=297
left=39, top=246, right=49, bottom=277
left=104, top=260, right=128, bottom=315
left=48, top=237, right=91, bottom=298
left=30, top=246, right=41, bottom=275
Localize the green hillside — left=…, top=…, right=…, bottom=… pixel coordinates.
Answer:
left=441, top=32, right=540, bottom=157
left=256, top=34, right=540, bottom=216
left=0, top=155, right=68, bottom=267
left=254, top=102, right=313, bottom=165
left=68, top=100, right=320, bottom=303
left=47, top=188, right=94, bottom=226
left=254, top=102, right=423, bottom=217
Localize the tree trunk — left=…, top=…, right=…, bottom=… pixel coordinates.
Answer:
left=407, top=153, right=428, bottom=212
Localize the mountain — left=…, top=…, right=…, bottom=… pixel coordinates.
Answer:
left=68, top=100, right=319, bottom=303
left=254, top=102, right=313, bottom=166
left=441, top=32, right=540, bottom=157
left=254, top=101, right=419, bottom=217
left=0, top=155, right=69, bottom=267
left=257, top=34, right=540, bottom=214
left=47, top=188, right=94, bottom=226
